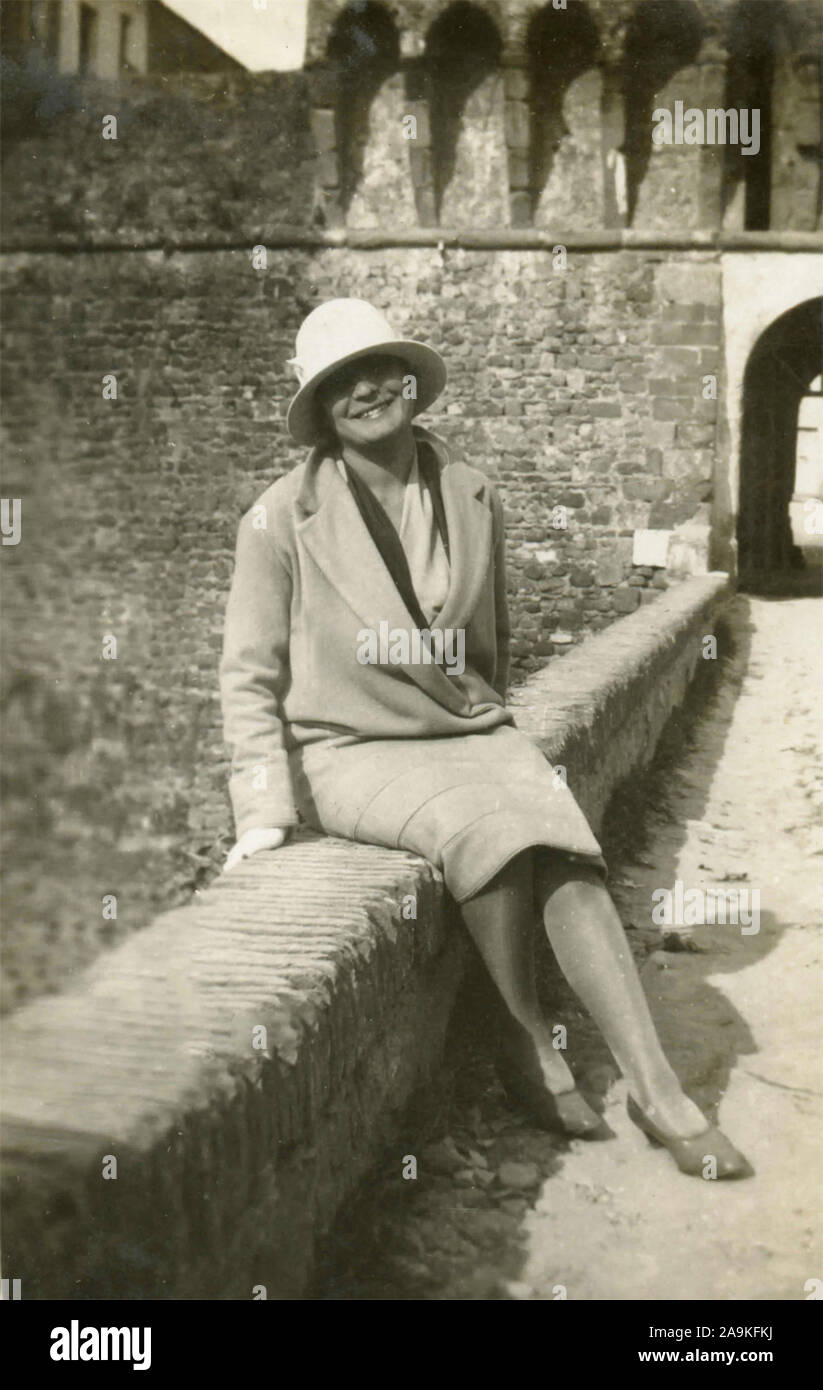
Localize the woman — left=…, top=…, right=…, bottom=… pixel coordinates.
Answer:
left=220, top=298, right=750, bottom=1179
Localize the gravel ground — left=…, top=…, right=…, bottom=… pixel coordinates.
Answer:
left=313, top=594, right=823, bottom=1301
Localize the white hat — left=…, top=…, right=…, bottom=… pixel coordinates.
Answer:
left=286, top=298, right=447, bottom=446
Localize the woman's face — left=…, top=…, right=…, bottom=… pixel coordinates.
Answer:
left=318, top=354, right=414, bottom=450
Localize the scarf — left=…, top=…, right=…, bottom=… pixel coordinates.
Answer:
left=341, top=441, right=451, bottom=631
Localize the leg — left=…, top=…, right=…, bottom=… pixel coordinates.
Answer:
left=460, top=851, right=577, bottom=1095
left=535, top=852, right=707, bottom=1138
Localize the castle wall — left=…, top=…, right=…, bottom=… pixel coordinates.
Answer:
left=1, top=0, right=820, bottom=1011
left=0, top=233, right=722, bottom=1011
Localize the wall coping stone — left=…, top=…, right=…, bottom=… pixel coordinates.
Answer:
left=1, top=231, right=820, bottom=255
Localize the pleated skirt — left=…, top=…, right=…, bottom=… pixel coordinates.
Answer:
left=289, top=723, right=606, bottom=903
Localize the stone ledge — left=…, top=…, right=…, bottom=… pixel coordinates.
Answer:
left=0, top=573, right=730, bottom=1299
left=509, top=572, right=731, bottom=829
left=2, top=230, right=820, bottom=255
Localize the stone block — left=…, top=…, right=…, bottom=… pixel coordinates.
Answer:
left=652, top=397, right=691, bottom=421
left=623, top=477, right=669, bottom=502
left=509, top=191, right=532, bottom=227
left=655, top=262, right=720, bottom=305
left=310, top=108, right=336, bottom=154
left=612, top=586, right=641, bottom=613
left=595, top=554, right=625, bottom=586
left=507, top=154, right=531, bottom=190
left=503, top=66, right=530, bottom=101
left=649, top=378, right=693, bottom=396
left=504, top=101, right=531, bottom=151
left=675, top=422, right=716, bottom=447
left=659, top=347, right=702, bottom=375
left=315, top=152, right=339, bottom=188
left=654, top=323, right=721, bottom=347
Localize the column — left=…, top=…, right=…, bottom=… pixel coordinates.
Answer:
left=307, top=60, right=342, bottom=227
left=402, top=32, right=437, bottom=227
left=502, top=42, right=532, bottom=228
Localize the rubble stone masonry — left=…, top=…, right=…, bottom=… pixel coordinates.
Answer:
left=1, top=0, right=820, bottom=1008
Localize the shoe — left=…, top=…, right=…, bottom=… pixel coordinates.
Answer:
left=497, top=1054, right=612, bottom=1139
left=627, top=1096, right=753, bottom=1179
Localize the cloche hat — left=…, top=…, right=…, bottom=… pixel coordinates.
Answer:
left=286, top=298, right=447, bottom=446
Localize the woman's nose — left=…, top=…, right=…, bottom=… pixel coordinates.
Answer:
left=351, top=378, right=379, bottom=399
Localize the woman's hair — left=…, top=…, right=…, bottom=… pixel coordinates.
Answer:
left=312, top=375, right=340, bottom=454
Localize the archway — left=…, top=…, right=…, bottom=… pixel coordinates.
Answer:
left=621, top=0, right=702, bottom=226
left=326, top=2, right=400, bottom=216
left=425, top=2, right=503, bottom=223
left=737, top=296, right=823, bottom=583
left=527, top=1, right=600, bottom=226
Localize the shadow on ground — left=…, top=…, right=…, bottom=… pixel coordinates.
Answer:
left=311, top=593, right=802, bottom=1300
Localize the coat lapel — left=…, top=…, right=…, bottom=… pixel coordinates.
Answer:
left=420, top=430, right=494, bottom=636
left=295, top=446, right=470, bottom=713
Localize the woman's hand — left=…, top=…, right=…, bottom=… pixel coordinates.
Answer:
left=224, top=826, right=291, bottom=873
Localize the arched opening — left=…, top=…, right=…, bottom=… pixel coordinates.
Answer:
left=426, top=2, right=503, bottom=223
left=527, top=0, right=600, bottom=225
left=722, top=0, right=782, bottom=230
left=327, top=1, right=400, bottom=215
left=622, top=0, right=703, bottom=226
left=737, top=296, right=823, bottom=584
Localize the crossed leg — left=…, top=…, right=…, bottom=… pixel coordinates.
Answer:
left=460, top=848, right=707, bottom=1138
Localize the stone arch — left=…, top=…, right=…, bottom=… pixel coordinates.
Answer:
left=622, top=0, right=703, bottom=227
left=737, top=296, right=823, bottom=579
left=326, top=1, right=400, bottom=216
left=425, top=1, right=505, bottom=224
left=717, top=254, right=823, bottom=574
left=526, top=1, right=601, bottom=227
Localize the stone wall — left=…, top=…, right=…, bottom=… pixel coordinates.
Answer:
left=0, top=73, right=315, bottom=241
left=0, top=236, right=726, bottom=1013
left=0, top=5, right=819, bottom=1011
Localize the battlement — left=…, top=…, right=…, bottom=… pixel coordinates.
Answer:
left=303, top=0, right=821, bottom=231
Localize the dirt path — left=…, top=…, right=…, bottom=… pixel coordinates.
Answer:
left=316, top=595, right=823, bottom=1302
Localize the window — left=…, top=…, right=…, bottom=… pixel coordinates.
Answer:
left=78, top=3, right=97, bottom=74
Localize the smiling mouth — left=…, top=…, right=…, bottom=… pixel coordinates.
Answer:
left=355, top=398, right=394, bottom=421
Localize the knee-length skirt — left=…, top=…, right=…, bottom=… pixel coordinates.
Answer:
left=289, top=723, right=606, bottom=903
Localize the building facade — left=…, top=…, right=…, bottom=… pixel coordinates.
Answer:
left=1, top=0, right=242, bottom=77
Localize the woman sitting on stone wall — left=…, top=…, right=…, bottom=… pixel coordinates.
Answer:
left=220, top=298, right=750, bottom=1180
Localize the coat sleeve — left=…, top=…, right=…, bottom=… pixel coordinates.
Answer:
left=489, top=486, right=511, bottom=702
left=220, top=511, right=299, bottom=837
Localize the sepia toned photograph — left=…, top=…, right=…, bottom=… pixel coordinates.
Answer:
left=1, top=0, right=821, bottom=1333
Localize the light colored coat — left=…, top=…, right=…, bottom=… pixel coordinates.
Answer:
left=220, top=426, right=514, bottom=839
